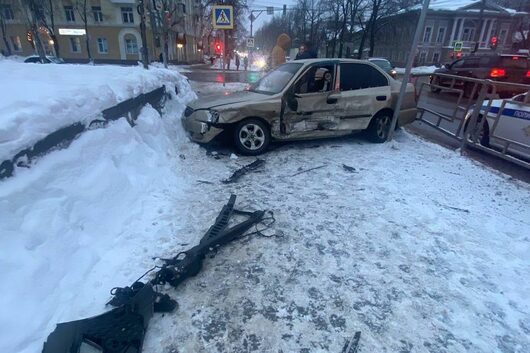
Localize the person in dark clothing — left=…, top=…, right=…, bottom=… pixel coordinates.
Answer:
left=295, top=42, right=317, bottom=60
left=235, top=54, right=240, bottom=71
left=243, top=56, right=248, bottom=71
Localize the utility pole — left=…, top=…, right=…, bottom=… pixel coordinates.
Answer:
left=388, top=0, right=430, bottom=140
left=473, top=0, right=486, bottom=52
left=137, top=0, right=149, bottom=69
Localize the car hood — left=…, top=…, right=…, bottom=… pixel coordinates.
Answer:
left=189, top=91, right=269, bottom=110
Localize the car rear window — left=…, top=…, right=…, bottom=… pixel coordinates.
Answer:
left=370, top=59, right=392, bottom=71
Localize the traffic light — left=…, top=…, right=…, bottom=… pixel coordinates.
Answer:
left=283, top=4, right=287, bottom=16
left=489, top=36, right=497, bottom=50
left=215, top=42, right=222, bottom=55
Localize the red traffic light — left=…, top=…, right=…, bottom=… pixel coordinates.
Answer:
left=489, top=36, right=498, bottom=49
left=214, top=43, right=222, bottom=54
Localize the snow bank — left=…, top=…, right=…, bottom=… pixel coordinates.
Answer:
left=395, top=65, right=438, bottom=75
left=0, top=61, right=192, bottom=162
left=0, top=65, right=197, bottom=353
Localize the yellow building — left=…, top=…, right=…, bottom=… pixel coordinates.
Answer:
left=0, top=0, right=203, bottom=64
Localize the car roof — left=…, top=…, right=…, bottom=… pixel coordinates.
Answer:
left=294, top=58, right=378, bottom=64
left=368, top=57, right=390, bottom=61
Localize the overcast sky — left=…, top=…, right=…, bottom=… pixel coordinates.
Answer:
left=246, top=0, right=298, bottom=35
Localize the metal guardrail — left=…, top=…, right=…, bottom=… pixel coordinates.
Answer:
left=410, top=72, right=530, bottom=169
left=0, top=85, right=168, bottom=180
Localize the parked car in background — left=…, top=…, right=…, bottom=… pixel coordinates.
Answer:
left=430, top=54, right=530, bottom=97
left=182, top=59, right=417, bottom=155
left=368, top=58, right=397, bottom=79
left=24, top=55, right=65, bottom=64
left=465, top=93, right=530, bottom=161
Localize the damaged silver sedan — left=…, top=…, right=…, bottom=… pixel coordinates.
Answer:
left=182, top=59, right=417, bottom=155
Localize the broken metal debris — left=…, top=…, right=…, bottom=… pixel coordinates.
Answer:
left=342, top=164, right=357, bottom=173
left=152, top=195, right=266, bottom=287
left=290, top=164, right=326, bottom=177
left=222, top=159, right=265, bottom=184
left=42, top=282, right=155, bottom=353
left=41, top=195, right=269, bottom=353
left=341, top=331, right=361, bottom=353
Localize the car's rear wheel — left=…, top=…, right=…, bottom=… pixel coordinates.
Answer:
left=367, top=112, right=392, bottom=143
left=233, top=118, right=270, bottom=155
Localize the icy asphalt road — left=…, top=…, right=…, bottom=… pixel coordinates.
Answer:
left=143, top=120, right=530, bottom=352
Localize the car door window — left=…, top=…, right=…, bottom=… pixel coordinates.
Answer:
left=295, top=64, right=335, bottom=94
left=340, top=63, right=388, bottom=91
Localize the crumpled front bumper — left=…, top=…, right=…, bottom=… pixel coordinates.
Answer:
left=181, top=109, right=225, bottom=143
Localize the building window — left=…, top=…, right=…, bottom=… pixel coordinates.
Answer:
left=10, top=36, right=21, bottom=51
left=462, top=27, right=475, bottom=42
left=418, top=51, right=427, bottom=64
left=1, top=4, right=14, bottom=20
left=92, top=6, right=103, bottom=22
left=423, top=26, right=432, bottom=43
left=436, top=27, right=446, bottom=44
left=499, top=29, right=507, bottom=45
left=121, top=7, right=134, bottom=23
left=432, top=52, right=440, bottom=63
left=64, top=6, right=75, bottom=22
left=70, top=37, right=81, bottom=53
left=97, top=37, right=108, bottom=54
left=125, top=36, right=138, bottom=54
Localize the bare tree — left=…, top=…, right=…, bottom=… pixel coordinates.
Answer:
left=0, top=2, right=11, bottom=56
left=42, top=0, right=60, bottom=57
left=74, top=0, right=92, bottom=63
left=18, top=0, right=46, bottom=61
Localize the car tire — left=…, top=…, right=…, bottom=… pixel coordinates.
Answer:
left=233, top=118, right=270, bottom=155
left=430, top=77, right=441, bottom=93
left=367, top=112, right=392, bottom=143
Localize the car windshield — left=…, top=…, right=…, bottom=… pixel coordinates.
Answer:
left=371, top=59, right=392, bottom=71
left=249, top=63, right=303, bottom=94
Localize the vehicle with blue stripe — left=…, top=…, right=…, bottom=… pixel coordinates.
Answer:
left=466, top=93, right=530, bottom=161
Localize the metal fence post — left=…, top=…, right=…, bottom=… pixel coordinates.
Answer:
left=388, top=0, right=430, bottom=140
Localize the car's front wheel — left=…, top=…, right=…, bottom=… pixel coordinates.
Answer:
left=367, top=112, right=392, bottom=143
left=233, top=118, right=270, bottom=155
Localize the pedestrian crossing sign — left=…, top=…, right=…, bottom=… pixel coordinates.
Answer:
left=212, top=5, right=234, bottom=29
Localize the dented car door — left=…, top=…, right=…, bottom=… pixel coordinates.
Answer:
left=334, top=62, right=391, bottom=131
left=281, top=63, right=343, bottom=139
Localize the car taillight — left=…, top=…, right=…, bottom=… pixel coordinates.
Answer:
left=489, top=68, right=506, bottom=78
left=526, top=70, right=530, bottom=78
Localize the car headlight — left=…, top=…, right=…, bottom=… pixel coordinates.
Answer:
left=207, top=110, right=219, bottom=123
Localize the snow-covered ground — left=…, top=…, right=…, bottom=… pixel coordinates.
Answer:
left=0, top=60, right=189, bottom=162
left=1, top=63, right=529, bottom=353
left=141, top=132, right=529, bottom=353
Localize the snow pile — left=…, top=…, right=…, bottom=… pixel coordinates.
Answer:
left=0, top=61, right=192, bottom=162
left=395, top=65, right=438, bottom=74
left=0, top=65, right=197, bottom=353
